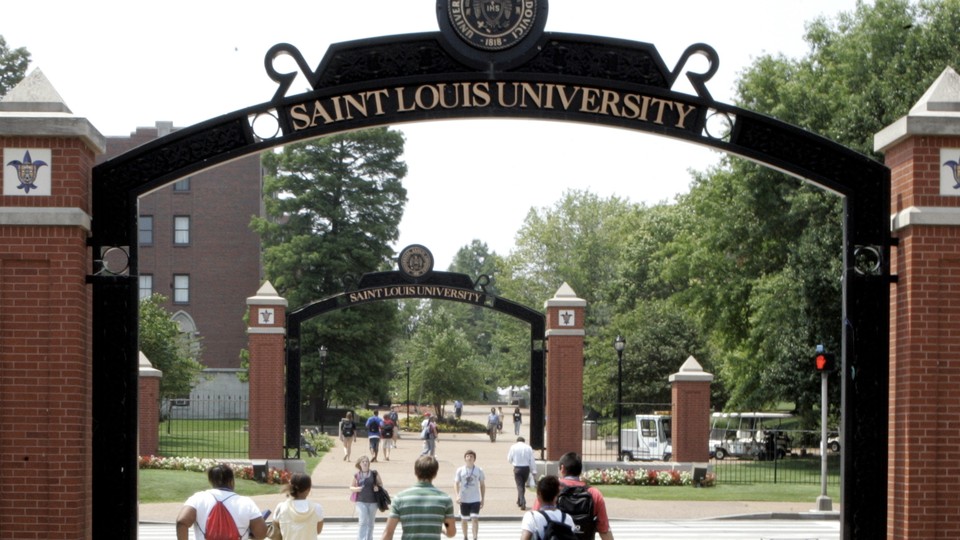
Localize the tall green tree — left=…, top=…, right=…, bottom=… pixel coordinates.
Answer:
left=250, top=128, right=408, bottom=407
left=0, top=36, right=30, bottom=97
left=396, top=308, right=485, bottom=415
left=139, top=294, right=204, bottom=400
left=661, top=0, right=960, bottom=417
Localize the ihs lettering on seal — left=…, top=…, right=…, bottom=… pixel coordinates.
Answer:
left=399, top=245, right=434, bottom=279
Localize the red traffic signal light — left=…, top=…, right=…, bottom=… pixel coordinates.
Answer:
left=814, top=353, right=836, bottom=371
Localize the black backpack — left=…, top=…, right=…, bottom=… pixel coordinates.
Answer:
left=556, top=485, right=596, bottom=539
left=381, top=422, right=394, bottom=438
left=341, top=420, right=355, bottom=437
left=537, top=510, right=578, bottom=540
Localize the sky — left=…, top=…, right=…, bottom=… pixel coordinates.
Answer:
left=4, top=0, right=859, bottom=269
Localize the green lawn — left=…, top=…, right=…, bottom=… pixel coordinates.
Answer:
left=159, top=419, right=249, bottom=457
left=139, top=455, right=320, bottom=503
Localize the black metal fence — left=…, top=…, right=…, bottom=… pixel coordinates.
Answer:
left=581, top=422, right=840, bottom=486
left=158, top=395, right=249, bottom=458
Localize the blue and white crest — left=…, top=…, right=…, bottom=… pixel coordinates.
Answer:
left=4, top=148, right=52, bottom=196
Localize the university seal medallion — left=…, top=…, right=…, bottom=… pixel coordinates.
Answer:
left=399, top=245, right=434, bottom=279
left=446, top=0, right=540, bottom=51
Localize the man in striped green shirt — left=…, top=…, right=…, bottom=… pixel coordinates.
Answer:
left=382, top=456, right=456, bottom=540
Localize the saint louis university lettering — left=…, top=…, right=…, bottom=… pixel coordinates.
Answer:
left=348, top=285, right=485, bottom=305
left=288, top=82, right=698, bottom=133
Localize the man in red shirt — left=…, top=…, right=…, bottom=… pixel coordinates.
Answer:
left=534, top=452, right=614, bottom=540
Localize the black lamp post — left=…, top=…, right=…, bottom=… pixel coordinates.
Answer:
left=614, top=335, right=626, bottom=460
left=319, top=346, right=327, bottom=433
left=405, top=360, right=412, bottom=421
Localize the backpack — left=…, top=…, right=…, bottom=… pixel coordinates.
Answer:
left=341, top=420, right=355, bottom=437
left=537, top=510, right=578, bottom=540
left=381, top=421, right=394, bottom=438
left=200, top=492, right=240, bottom=540
left=556, top=485, right=596, bottom=539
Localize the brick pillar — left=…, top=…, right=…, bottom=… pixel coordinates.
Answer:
left=247, top=281, right=287, bottom=459
left=669, top=356, right=713, bottom=463
left=875, top=66, right=960, bottom=539
left=0, top=69, right=104, bottom=539
left=139, top=353, right=162, bottom=457
left=543, top=283, right=586, bottom=461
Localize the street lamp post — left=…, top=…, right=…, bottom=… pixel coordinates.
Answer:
left=319, top=346, right=328, bottom=433
left=405, top=360, right=412, bottom=421
left=614, top=335, right=626, bottom=461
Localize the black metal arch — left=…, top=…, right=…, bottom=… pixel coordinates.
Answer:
left=90, top=30, right=889, bottom=539
left=284, top=269, right=546, bottom=459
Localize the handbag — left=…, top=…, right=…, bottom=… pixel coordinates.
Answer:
left=375, top=486, right=392, bottom=512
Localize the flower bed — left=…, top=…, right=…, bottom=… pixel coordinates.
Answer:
left=138, top=455, right=292, bottom=485
left=583, top=467, right=715, bottom=487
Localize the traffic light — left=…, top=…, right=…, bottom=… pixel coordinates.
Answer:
left=814, top=352, right=836, bottom=372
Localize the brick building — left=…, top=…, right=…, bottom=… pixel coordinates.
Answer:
left=98, top=122, right=263, bottom=399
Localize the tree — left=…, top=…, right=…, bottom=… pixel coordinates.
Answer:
left=250, top=128, right=408, bottom=407
left=0, top=36, right=30, bottom=97
left=397, top=308, right=485, bottom=416
left=658, top=0, right=960, bottom=416
left=139, top=294, right=204, bottom=400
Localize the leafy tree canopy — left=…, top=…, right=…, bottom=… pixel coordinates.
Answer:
left=250, top=128, right=408, bottom=407
left=0, top=36, right=30, bottom=97
left=139, top=294, right=204, bottom=400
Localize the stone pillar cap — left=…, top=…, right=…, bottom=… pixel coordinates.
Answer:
left=138, top=351, right=162, bottom=378
left=544, top=282, right=586, bottom=308
left=669, top=356, right=714, bottom=382
left=0, top=68, right=105, bottom=153
left=247, top=281, right=288, bottom=307
left=875, top=66, right=960, bottom=152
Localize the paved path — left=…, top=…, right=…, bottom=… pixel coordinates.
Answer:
left=139, top=404, right=837, bottom=524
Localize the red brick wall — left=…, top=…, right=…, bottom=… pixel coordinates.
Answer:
left=671, top=381, right=711, bottom=462
left=888, top=135, right=960, bottom=539
left=247, top=302, right=286, bottom=459
left=544, top=305, right=585, bottom=461
left=139, top=375, right=160, bottom=457
left=0, top=137, right=94, bottom=539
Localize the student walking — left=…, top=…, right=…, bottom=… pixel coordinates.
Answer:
left=351, top=456, right=386, bottom=540
left=453, top=450, right=486, bottom=540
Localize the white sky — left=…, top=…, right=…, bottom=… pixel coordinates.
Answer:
left=5, top=0, right=858, bottom=269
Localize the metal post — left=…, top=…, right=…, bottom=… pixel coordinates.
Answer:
left=817, top=370, right=833, bottom=511
left=319, top=346, right=327, bottom=433
left=405, top=360, right=411, bottom=421
left=614, top=335, right=625, bottom=461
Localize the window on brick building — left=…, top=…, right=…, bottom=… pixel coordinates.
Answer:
left=139, top=275, right=153, bottom=300
left=174, top=216, right=190, bottom=245
left=139, top=216, right=154, bottom=245
left=173, top=274, right=190, bottom=304
left=173, top=177, right=191, bottom=192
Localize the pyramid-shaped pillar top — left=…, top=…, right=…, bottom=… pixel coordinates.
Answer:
left=0, top=68, right=104, bottom=153
left=875, top=66, right=960, bottom=153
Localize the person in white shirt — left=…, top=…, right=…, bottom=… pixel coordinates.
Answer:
left=176, top=464, right=268, bottom=540
left=520, top=476, right=576, bottom=540
left=271, top=472, right=324, bottom=540
left=506, top=436, right=537, bottom=510
left=453, top=450, right=486, bottom=540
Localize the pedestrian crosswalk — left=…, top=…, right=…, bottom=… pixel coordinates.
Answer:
left=139, top=518, right=839, bottom=540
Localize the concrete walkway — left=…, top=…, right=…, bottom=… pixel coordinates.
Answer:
left=139, top=404, right=837, bottom=524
